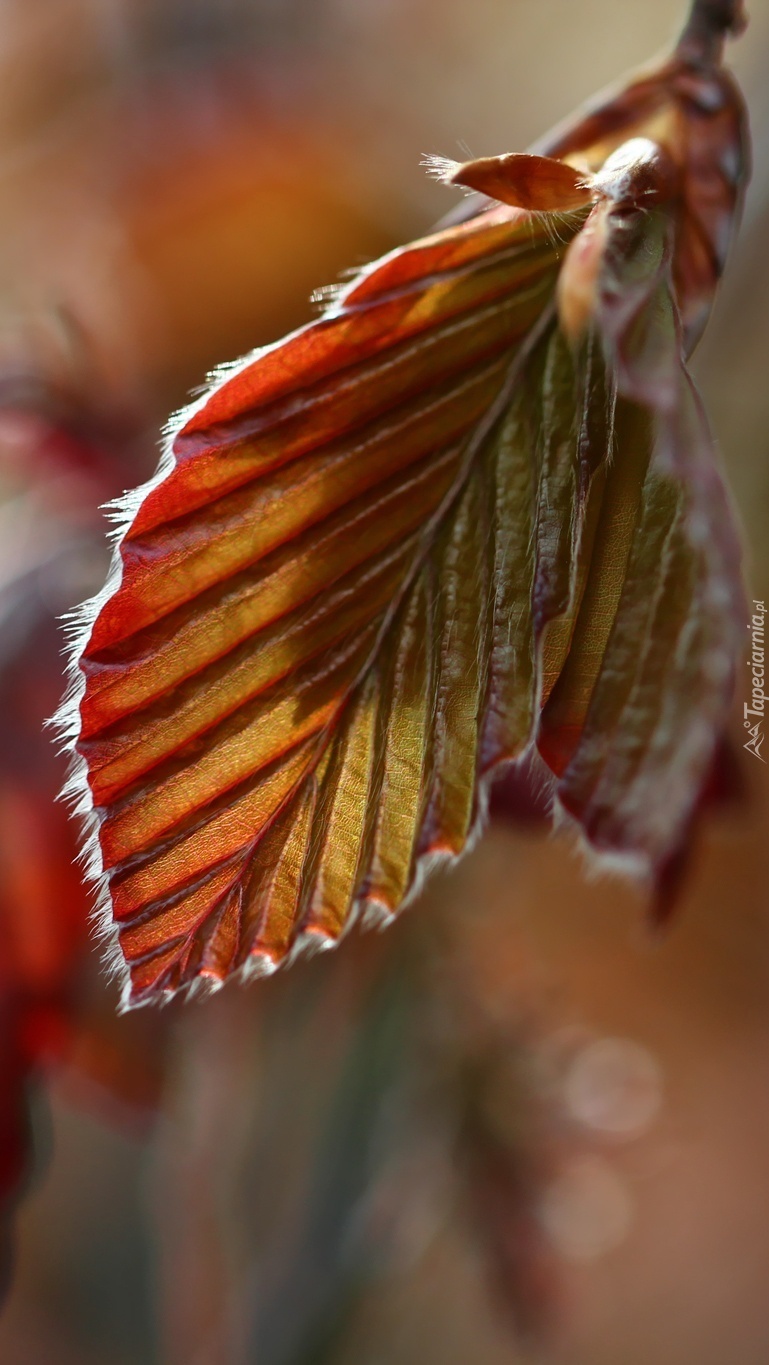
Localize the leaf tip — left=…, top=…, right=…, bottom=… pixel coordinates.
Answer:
left=421, top=153, right=464, bottom=185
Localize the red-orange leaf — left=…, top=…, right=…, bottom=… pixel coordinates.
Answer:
left=61, top=1, right=749, bottom=1007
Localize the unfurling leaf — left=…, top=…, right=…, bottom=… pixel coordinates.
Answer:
left=60, top=0, right=749, bottom=1006
left=430, top=153, right=595, bottom=214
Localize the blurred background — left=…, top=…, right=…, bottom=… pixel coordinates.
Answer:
left=0, top=1, right=768, bottom=1362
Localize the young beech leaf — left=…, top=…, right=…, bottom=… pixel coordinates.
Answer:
left=60, top=0, right=749, bottom=1007
left=431, top=153, right=595, bottom=214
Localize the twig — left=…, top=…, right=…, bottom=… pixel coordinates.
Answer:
left=677, top=0, right=748, bottom=64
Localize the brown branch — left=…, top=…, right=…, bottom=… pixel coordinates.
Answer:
left=677, top=0, right=748, bottom=64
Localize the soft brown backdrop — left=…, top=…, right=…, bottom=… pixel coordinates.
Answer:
left=0, top=3, right=767, bottom=1363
